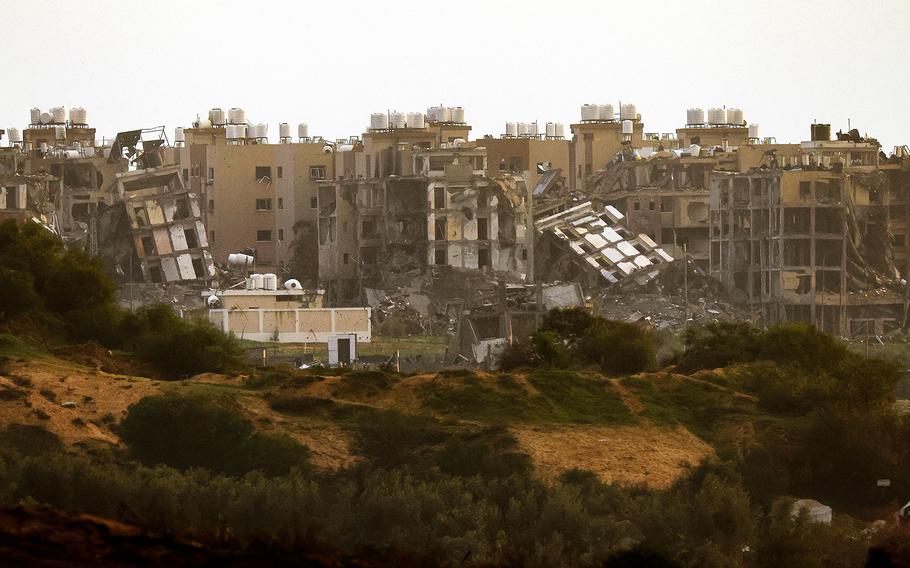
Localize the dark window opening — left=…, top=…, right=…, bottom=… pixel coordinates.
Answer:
left=310, top=196, right=318, bottom=208
left=191, top=258, right=205, bottom=278
left=278, top=229, right=284, bottom=240
left=184, top=228, right=199, bottom=249
left=255, top=166, right=271, bottom=181
left=148, top=265, right=163, bottom=283
left=343, top=253, right=349, bottom=264
left=435, top=246, right=447, bottom=265
left=477, top=217, right=489, bottom=240
left=256, top=198, right=272, bottom=211
left=435, top=217, right=447, bottom=240
left=434, top=187, right=445, bottom=209
left=256, top=230, right=272, bottom=241
left=277, top=166, right=283, bottom=179
left=140, top=236, right=156, bottom=256
left=478, top=247, right=491, bottom=267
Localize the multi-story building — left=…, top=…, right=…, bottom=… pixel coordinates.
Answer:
left=709, top=128, right=909, bottom=335
left=170, top=113, right=334, bottom=279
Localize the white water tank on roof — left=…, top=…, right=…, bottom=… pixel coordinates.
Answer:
left=707, top=108, right=726, bottom=125
left=235, top=125, right=247, bottom=139
left=581, top=104, right=599, bottom=121
left=39, top=112, right=52, bottom=125
left=545, top=122, right=556, bottom=138
left=279, top=122, right=291, bottom=139
left=251, top=273, right=265, bottom=289
left=175, top=127, right=185, bottom=143
left=687, top=108, right=705, bottom=125
left=390, top=111, right=406, bottom=129
left=598, top=104, right=615, bottom=121
left=529, top=121, right=538, bottom=136
left=284, top=278, right=302, bottom=290
left=255, top=123, right=268, bottom=139
left=51, top=107, right=66, bottom=124
left=620, top=103, right=636, bottom=121
left=30, top=108, right=41, bottom=124
left=54, top=125, right=66, bottom=140
left=263, top=273, right=278, bottom=291
left=209, top=108, right=225, bottom=126
left=225, top=125, right=236, bottom=139
left=517, top=122, right=529, bottom=136
left=621, top=120, right=633, bottom=135
left=407, top=112, right=425, bottom=129
left=426, top=107, right=437, bottom=122
left=69, top=107, right=88, bottom=125
left=298, top=123, right=309, bottom=139
left=370, top=112, right=388, bottom=130
left=748, top=124, right=759, bottom=139
left=506, top=122, right=517, bottom=137
left=451, top=106, right=465, bottom=123
left=555, top=123, right=565, bottom=138
left=7, top=128, right=21, bottom=144
left=228, top=108, right=246, bottom=125
left=436, top=106, right=452, bottom=123
left=727, top=108, right=744, bottom=126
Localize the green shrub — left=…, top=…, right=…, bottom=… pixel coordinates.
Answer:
left=576, top=319, right=655, bottom=375
left=119, top=393, right=310, bottom=476
left=128, top=305, right=243, bottom=377
left=434, top=426, right=531, bottom=479
left=0, top=267, right=39, bottom=322
left=0, top=424, right=63, bottom=456
left=677, top=322, right=760, bottom=373
left=531, top=329, right=569, bottom=367
left=497, top=342, right=537, bottom=371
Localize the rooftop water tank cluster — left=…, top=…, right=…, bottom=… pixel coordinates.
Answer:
left=427, top=106, right=465, bottom=124
left=581, top=103, right=637, bottom=122
left=245, top=273, right=279, bottom=291
left=369, top=111, right=429, bottom=130
left=689, top=107, right=746, bottom=126
left=30, top=106, right=88, bottom=126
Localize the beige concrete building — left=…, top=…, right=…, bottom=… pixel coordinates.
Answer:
left=478, top=137, right=570, bottom=190
left=709, top=133, right=909, bottom=336
left=171, top=120, right=333, bottom=279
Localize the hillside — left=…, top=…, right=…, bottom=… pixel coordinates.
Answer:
left=0, top=336, right=759, bottom=490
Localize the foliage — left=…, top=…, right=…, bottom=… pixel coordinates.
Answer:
left=119, top=393, right=310, bottom=476
left=0, top=424, right=63, bottom=457
left=677, top=321, right=760, bottom=372
left=505, top=308, right=657, bottom=375
left=123, top=305, right=243, bottom=377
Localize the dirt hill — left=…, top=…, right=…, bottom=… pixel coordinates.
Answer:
left=0, top=340, right=762, bottom=489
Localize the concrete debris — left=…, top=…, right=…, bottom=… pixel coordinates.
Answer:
left=535, top=200, right=673, bottom=287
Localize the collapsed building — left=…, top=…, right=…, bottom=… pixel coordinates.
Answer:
left=2, top=107, right=216, bottom=287
left=710, top=129, right=910, bottom=335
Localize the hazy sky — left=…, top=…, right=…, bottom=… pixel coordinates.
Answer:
left=3, top=0, right=909, bottom=149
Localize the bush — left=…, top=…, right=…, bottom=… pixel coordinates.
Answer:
left=677, top=322, right=760, bottom=373
left=497, top=342, right=536, bottom=371
left=0, top=424, right=63, bottom=456
left=519, top=309, right=657, bottom=374
left=127, top=305, right=243, bottom=377
left=0, top=267, right=39, bottom=322
left=576, top=319, right=655, bottom=375
left=119, top=393, right=310, bottom=476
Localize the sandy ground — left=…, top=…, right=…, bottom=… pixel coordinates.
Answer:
left=511, top=424, right=715, bottom=489
left=0, top=358, right=161, bottom=448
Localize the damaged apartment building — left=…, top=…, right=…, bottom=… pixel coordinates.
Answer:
left=167, top=110, right=334, bottom=282
left=710, top=124, right=910, bottom=335
left=317, top=107, right=536, bottom=306
left=2, top=107, right=216, bottom=285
